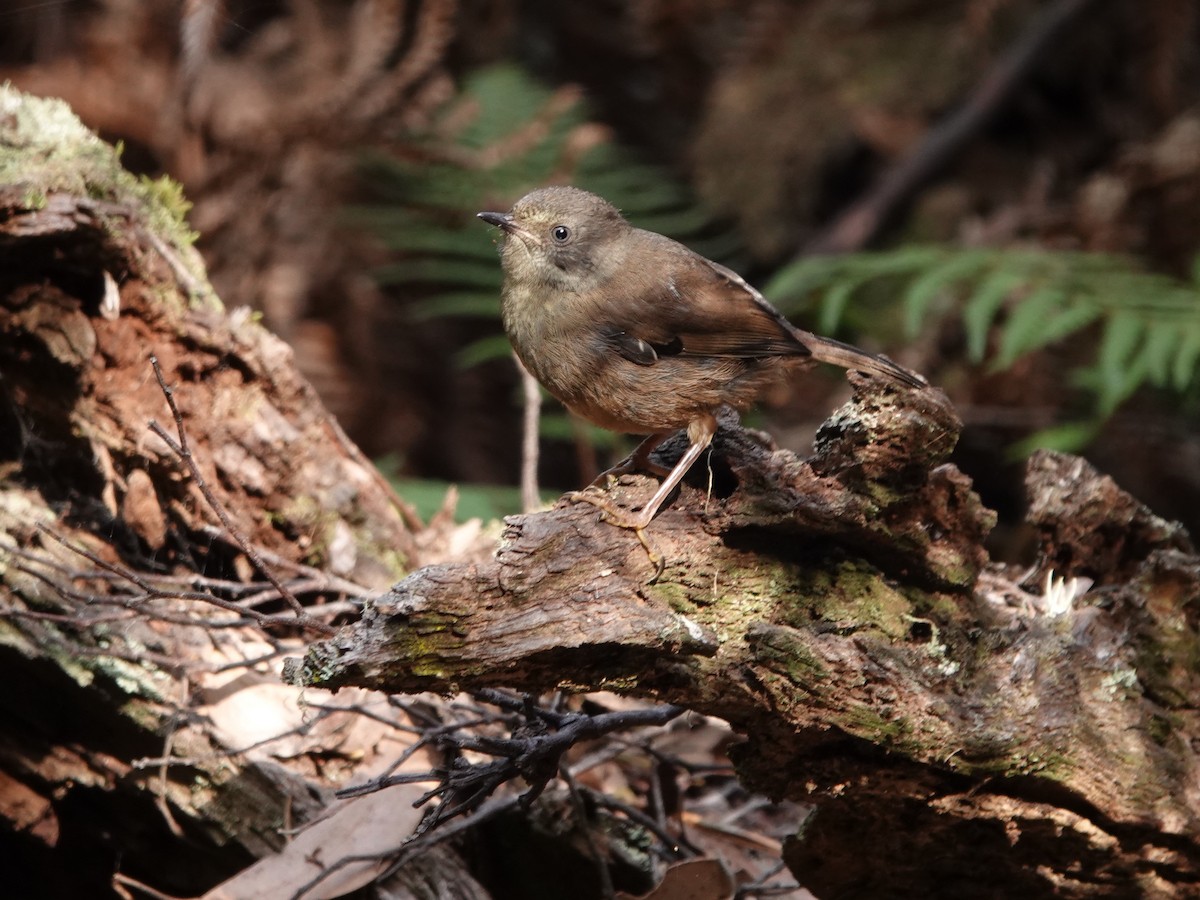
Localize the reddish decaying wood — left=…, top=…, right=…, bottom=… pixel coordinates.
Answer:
left=0, top=88, right=427, bottom=897
left=0, top=182, right=418, bottom=583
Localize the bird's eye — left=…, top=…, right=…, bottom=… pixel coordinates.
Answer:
left=551, top=225, right=570, bottom=243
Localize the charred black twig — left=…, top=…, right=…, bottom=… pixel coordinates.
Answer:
left=336, top=692, right=685, bottom=835
left=333, top=715, right=499, bottom=801
left=302, top=695, right=694, bottom=900
left=416, top=698, right=685, bottom=835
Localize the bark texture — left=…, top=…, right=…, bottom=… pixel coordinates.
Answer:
left=287, top=371, right=1200, bottom=896
left=0, top=87, right=421, bottom=897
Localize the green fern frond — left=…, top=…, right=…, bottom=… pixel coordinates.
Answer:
left=1009, top=421, right=1102, bottom=459
left=766, top=247, right=1200, bottom=451
left=359, top=63, right=726, bottom=296
left=410, top=291, right=499, bottom=320
left=374, top=257, right=500, bottom=289
left=357, top=62, right=732, bottom=460
left=902, top=249, right=994, bottom=337
left=456, top=334, right=514, bottom=369
left=962, top=269, right=1027, bottom=361
left=386, top=476, right=543, bottom=522
left=536, top=412, right=623, bottom=450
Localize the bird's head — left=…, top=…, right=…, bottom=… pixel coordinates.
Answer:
left=479, top=186, right=629, bottom=291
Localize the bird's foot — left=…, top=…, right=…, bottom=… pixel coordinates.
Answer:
left=565, top=489, right=665, bottom=582
left=587, top=456, right=671, bottom=489
left=566, top=487, right=655, bottom=529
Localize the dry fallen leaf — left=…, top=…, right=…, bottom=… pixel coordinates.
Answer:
left=197, top=690, right=437, bottom=900
left=199, top=779, right=432, bottom=900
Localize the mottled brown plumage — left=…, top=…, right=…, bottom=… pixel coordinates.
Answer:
left=480, top=186, right=925, bottom=530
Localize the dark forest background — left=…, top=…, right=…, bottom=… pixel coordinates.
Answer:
left=4, top=0, right=1198, bottom=548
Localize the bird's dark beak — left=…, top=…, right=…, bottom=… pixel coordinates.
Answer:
left=477, top=211, right=512, bottom=231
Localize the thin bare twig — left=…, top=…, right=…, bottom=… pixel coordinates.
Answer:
left=190, top=524, right=373, bottom=596
left=334, top=715, right=498, bottom=800
left=148, top=356, right=335, bottom=636
left=736, top=861, right=803, bottom=898
left=154, top=679, right=189, bottom=838
left=589, top=791, right=699, bottom=860
left=322, top=413, right=425, bottom=533
left=562, top=764, right=616, bottom=899
left=32, top=526, right=332, bottom=634
left=288, top=793, right=521, bottom=900
left=112, top=871, right=187, bottom=900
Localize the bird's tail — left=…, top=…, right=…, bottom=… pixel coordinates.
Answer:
left=800, top=331, right=926, bottom=388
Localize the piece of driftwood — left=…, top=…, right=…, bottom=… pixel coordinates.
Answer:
left=288, top=377, right=1200, bottom=894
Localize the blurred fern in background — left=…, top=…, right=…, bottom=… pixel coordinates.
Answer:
left=356, top=62, right=1200, bottom=515
left=766, top=247, right=1200, bottom=452
left=355, top=63, right=735, bottom=367
left=352, top=63, right=737, bottom=477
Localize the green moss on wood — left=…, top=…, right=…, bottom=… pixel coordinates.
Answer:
left=0, top=84, right=215, bottom=306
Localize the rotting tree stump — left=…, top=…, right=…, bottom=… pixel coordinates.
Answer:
left=0, top=87, right=426, bottom=898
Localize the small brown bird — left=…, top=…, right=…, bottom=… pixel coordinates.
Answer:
left=479, top=186, right=924, bottom=531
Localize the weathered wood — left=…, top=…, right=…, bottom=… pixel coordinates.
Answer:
left=288, top=375, right=1200, bottom=895
left=5, top=85, right=1199, bottom=899
left=0, top=87, right=423, bottom=897
left=284, top=380, right=984, bottom=695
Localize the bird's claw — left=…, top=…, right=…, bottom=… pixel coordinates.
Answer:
left=587, top=471, right=621, bottom=490
left=587, top=454, right=672, bottom=489
left=565, top=490, right=665, bottom=581
left=566, top=488, right=651, bottom=529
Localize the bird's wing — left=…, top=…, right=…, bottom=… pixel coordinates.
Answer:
left=603, top=241, right=808, bottom=362
left=600, top=236, right=925, bottom=387
left=674, top=256, right=809, bottom=358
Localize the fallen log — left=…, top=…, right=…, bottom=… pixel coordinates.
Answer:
left=0, top=86, right=426, bottom=898
left=287, top=353, right=1200, bottom=898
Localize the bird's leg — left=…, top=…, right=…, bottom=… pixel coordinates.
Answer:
left=570, top=415, right=717, bottom=531
left=588, top=433, right=670, bottom=487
